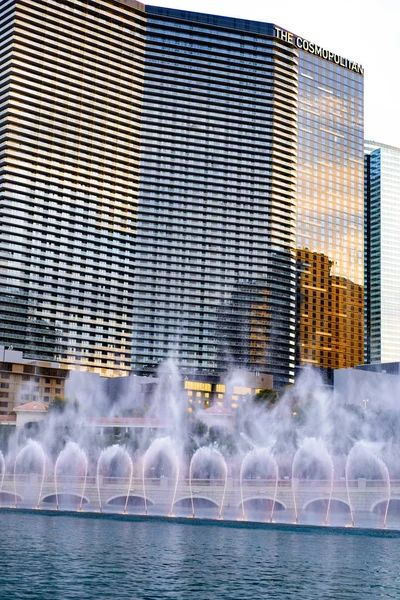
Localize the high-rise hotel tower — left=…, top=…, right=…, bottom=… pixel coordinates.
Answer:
left=0, top=0, right=364, bottom=385
left=365, top=141, right=400, bottom=365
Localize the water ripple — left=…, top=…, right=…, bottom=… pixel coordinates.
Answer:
left=0, top=514, right=399, bottom=599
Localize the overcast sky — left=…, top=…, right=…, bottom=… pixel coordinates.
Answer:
left=145, top=0, right=400, bottom=148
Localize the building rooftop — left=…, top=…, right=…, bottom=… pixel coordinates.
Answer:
left=14, top=401, right=48, bottom=412
left=365, top=140, right=400, bottom=153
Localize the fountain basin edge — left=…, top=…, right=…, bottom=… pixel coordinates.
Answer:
left=0, top=507, right=399, bottom=538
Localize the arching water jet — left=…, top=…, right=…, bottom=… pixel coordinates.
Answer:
left=0, top=450, right=5, bottom=506
left=142, top=437, right=180, bottom=516
left=96, top=445, right=133, bottom=513
left=54, top=442, right=88, bottom=511
left=239, top=448, right=279, bottom=522
left=346, top=441, right=390, bottom=528
left=292, top=438, right=334, bottom=525
left=14, top=441, right=46, bottom=509
left=189, top=446, right=227, bottom=519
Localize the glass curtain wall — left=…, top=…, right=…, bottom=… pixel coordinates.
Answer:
left=132, top=8, right=298, bottom=387
left=0, top=0, right=146, bottom=376
left=365, top=142, right=400, bottom=364
left=296, top=51, right=364, bottom=372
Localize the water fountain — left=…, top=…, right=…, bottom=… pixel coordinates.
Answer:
left=292, top=438, right=334, bottom=525
left=346, top=441, right=391, bottom=527
left=239, top=448, right=279, bottom=522
left=54, top=442, right=88, bottom=511
left=97, top=445, right=133, bottom=513
left=14, top=440, right=46, bottom=509
left=189, top=446, right=227, bottom=519
left=0, top=365, right=399, bottom=530
left=142, top=437, right=180, bottom=516
left=0, top=450, right=5, bottom=506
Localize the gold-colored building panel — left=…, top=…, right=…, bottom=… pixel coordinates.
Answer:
left=296, top=249, right=364, bottom=370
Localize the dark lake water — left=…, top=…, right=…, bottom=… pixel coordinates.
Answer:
left=1, top=511, right=400, bottom=599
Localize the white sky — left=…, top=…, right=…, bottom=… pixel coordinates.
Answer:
left=145, top=0, right=400, bottom=148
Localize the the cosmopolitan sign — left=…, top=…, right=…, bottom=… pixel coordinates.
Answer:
left=274, top=27, right=364, bottom=75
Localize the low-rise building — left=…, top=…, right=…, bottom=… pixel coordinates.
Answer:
left=0, top=347, right=68, bottom=414
left=0, top=347, right=158, bottom=416
left=334, top=362, right=400, bottom=410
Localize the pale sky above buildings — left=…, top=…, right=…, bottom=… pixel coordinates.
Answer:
left=145, top=0, right=400, bottom=149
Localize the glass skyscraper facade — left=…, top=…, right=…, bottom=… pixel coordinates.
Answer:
left=0, top=0, right=146, bottom=377
left=133, top=8, right=298, bottom=387
left=296, top=44, right=364, bottom=371
left=0, top=0, right=364, bottom=386
left=365, top=142, right=400, bottom=364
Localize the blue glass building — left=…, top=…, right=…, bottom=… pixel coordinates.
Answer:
left=365, top=142, right=400, bottom=364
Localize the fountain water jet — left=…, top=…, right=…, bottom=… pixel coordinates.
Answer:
left=346, top=441, right=391, bottom=528
left=54, top=442, right=88, bottom=511
left=189, top=446, right=228, bottom=519
left=14, top=441, right=46, bottom=509
left=142, top=437, right=180, bottom=516
left=96, top=445, right=133, bottom=513
left=3, top=365, right=400, bottom=529
left=292, top=438, right=334, bottom=525
left=0, top=450, right=5, bottom=506
left=239, top=448, right=279, bottom=522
